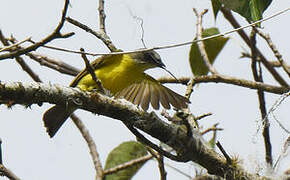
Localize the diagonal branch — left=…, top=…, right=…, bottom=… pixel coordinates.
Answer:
left=0, top=164, right=21, bottom=180
left=0, top=30, right=80, bottom=77
left=220, top=7, right=288, bottom=87
left=104, top=154, right=152, bottom=175
left=65, top=17, right=117, bottom=52
left=255, top=29, right=290, bottom=77
left=0, top=37, right=31, bottom=52
left=70, top=114, right=104, bottom=180
left=26, top=52, right=80, bottom=76
left=0, top=0, right=71, bottom=60
left=0, top=31, right=42, bottom=82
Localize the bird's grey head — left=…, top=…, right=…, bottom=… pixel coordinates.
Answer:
left=131, top=50, right=165, bottom=69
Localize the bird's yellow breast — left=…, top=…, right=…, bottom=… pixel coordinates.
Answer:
left=76, top=54, right=147, bottom=94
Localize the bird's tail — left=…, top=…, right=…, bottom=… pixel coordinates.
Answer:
left=43, top=105, right=76, bottom=138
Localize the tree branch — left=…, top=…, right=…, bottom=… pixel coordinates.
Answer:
left=65, top=17, right=117, bottom=52
left=193, top=9, right=218, bottom=75
left=0, top=37, right=31, bottom=52
left=158, top=75, right=289, bottom=95
left=255, top=29, right=290, bottom=77
left=220, top=7, right=288, bottom=87
left=98, top=0, right=106, bottom=34
left=250, top=28, right=272, bottom=165
left=103, top=154, right=152, bottom=175
left=0, top=81, right=273, bottom=179
left=0, top=140, right=20, bottom=180
left=0, top=164, right=21, bottom=180
left=0, top=0, right=71, bottom=60
left=0, top=32, right=42, bottom=82
left=240, top=52, right=290, bottom=69
left=147, top=148, right=167, bottom=180
left=26, top=52, right=80, bottom=76
left=70, top=114, right=104, bottom=180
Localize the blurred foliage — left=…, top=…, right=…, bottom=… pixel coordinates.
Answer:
left=104, top=141, right=148, bottom=180
left=218, top=0, right=272, bottom=23
left=189, top=28, right=229, bottom=76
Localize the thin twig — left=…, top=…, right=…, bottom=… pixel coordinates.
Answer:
left=66, top=17, right=117, bottom=52
left=147, top=148, right=167, bottom=180
left=250, top=28, right=272, bottom=166
left=255, top=29, right=290, bottom=77
left=70, top=114, right=104, bottom=180
left=164, top=163, right=193, bottom=179
left=0, top=164, right=21, bottom=180
left=193, top=9, right=218, bottom=75
left=184, top=78, right=194, bottom=99
left=221, top=7, right=288, bottom=87
left=157, top=155, right=167, bottom=180
left=216, top=141, right=232, bottom=165
left=241, top=52, right=290, bottom=68
left=0, top=37, right=31, bottom=52
left=262, top=92, right=290, bottom=135
left=158, top=77, right=190, bottom=85
left=26, top=52, right=80, bottom=76
left=195, top=113, right=213, bottom=121
left=158, top=75, right=289, bottom=95
left=104, top=154, right=152, bottom=175
left=0, top=0, right=71, bottom=60
left=98, top=0, right=106, bottom=33
left=271, top=113, right=290, bottom=134
left=80, top=48, right=105, bottom=94
left=15, top=57, right=42, bottom=82
left=0, top=32, right=42, bottom=82
left=273, top=136, right=290, bottom=170
left=26, top=7, right=290, bottom=58
left=201, top=126, right=223, bottom=136
left=3, top=33, right=78, bottom=82
left=123, top=123, right=189, bottom=162
left=254, top=92, right=290, bottom=143
left=2, top=33, right=80, bottom=76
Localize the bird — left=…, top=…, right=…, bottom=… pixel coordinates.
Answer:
left=43, top=50, right=189, bottom=137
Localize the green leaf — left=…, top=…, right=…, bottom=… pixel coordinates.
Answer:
left=249, top=0, right=271, bottom=22
left=211, top=0, right=222, bottom=20
left=222, top=0, right=251, bottom=20
left=221, top=0, right=272, bottom=22
left=104, top=141, right=148, bottom=180
left=189, top=28, right=229, bottom=76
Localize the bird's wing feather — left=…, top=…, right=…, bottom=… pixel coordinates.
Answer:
left=115, top=75, right=189, bottom=110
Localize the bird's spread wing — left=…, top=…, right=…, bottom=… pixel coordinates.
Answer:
left=115, top=76, right=189, bottom=111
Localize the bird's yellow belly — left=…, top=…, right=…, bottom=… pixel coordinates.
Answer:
left=77, top=55, right=144, bottom=94
left=95, top=68, right=142, bottom=94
